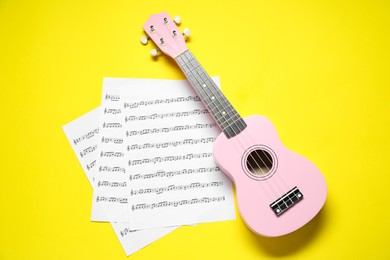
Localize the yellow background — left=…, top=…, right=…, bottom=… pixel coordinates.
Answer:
left=1, top=0, right=389, bottom=259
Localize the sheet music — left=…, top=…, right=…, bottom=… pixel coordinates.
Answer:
left=62, top=108, right=178, bottom=256
left=116, top=78, right=236, bottom=230
left=91, top=84, right=129, bottom=222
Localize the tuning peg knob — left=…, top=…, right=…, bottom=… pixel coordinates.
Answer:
left=150, top=48, right=159, bottom=57
left=183, top=28, right=191, bottom=37
left=173, top=16, right=181, bottom=25
left=140, top=36, right=149, bottom=45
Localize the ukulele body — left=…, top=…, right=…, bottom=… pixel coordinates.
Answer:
left=213, top=115, right=327, bottom=237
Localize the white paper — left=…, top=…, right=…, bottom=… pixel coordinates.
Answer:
left=62, top=108, right=178, bottom=256
left=113, top=77, right=236, bottom=230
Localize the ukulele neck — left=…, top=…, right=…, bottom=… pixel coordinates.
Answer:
left=175, top=50, right=246, bottom=138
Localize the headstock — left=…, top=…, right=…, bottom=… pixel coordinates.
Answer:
left=141, top=12, right=190, bottom=58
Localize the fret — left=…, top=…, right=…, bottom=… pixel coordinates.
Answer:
left=225, top=121, right=242, bottom=138
left=175, top=50, right=246, bottom=138
left=182, top=67, right=229, bottom=126
left=205, top=102, right=239, bottom=128
left=198, top=90, right=230, bottom=112
left=220, top=113, right=242, bottom=129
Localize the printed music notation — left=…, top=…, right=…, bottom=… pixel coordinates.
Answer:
left=102, top=122, right=122, bottom=128
left=124, top=109, right=208, bottom=122
left=96, top=196, right=128, bottom=203
left=92, top=81, right=129, bottom=223
left=63, top=106, right=178, bottom=256
left=101, top=137, right=123, bottom=144
left=128, top=153, right=213, bottom=166
left=123, top=95, right=201, bottom=109
left=131, top=196, right=226, bottom=211
left=80, top=145, right=97, bottom=157
left=97, top=180, right=127, bottom=187
left=123, top=77, right=235, bottom=230
left=86, top=160, right=96, bottom=171
left=104, top=108, right=121, bottom=114
left=127, top=137, right=216, bottom=151
left=100, top=151, right=124, bottom=157
left=105, top=94, right=120, bottom=101
left=129, top=167, right=220, bottom=181
left=126, top=123, right=216, bottom=137
left=120, top=228, right=136, bottom=237
left=99, top=166, right=126, bottom=173
left=73, top=128, right=99, bottom=145
left=130, top=181, right=223, bottom=196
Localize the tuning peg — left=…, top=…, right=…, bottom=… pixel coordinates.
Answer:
left=173, top=16, right=181, bottom=25
left=140, top=36, right=149, bottom=45
left=150, top=48, right=160, bottom=57
left=183, top=28, right=191, bottom=37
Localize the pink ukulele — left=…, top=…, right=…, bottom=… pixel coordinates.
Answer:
left=142, top=12, right=327, bottom=237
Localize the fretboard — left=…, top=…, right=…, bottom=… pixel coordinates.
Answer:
left=175, top=50, right=246, bottom=138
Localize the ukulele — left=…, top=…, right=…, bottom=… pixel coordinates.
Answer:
left=141, top=12, right=327, bottom=237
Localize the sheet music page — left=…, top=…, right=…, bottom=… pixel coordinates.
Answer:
left=62, top=107, right=178, bottom=256
left=91, top=84, right=129, bottom=222
left=115, top=77, right=236, bottom=230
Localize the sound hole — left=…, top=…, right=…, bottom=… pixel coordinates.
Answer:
left=246, top=149, right=273, bottom=176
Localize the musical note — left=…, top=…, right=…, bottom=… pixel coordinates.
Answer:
left=131, top=181, right=223, bottom=196
left=101, top=137, right=123, bottom=144
left=100, top=151, right=124, bottom=157
left=99, top=166, right=126, bottom=173
left=126, top=123, right=216, bottom=137
left=127, top=137, right=216, bottom=151
left=103, top=122, right=122, bottom=128
left=86, top=160, right=96, bottom=171
left=96, top=196, right=128, bottom=203
left=105, top=94, right=120, bottom=101
left=80, top=145, right=97, bottom=157
left=120, top=228, right=136, bottom=237
left=131, top=196, right=226, bottom=211
left=98, top=180, right=127, bottom=187
left=128, top=153, right=213, bottom=166
left=123, top=95, right=201, bottom=109
left=73, top=128, right=99, bottom=145
left=129, top=167, right=220, bottom=181
left=104, top=108, right=122, bottom=114
left=124, top=109, right=208, bottom=122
